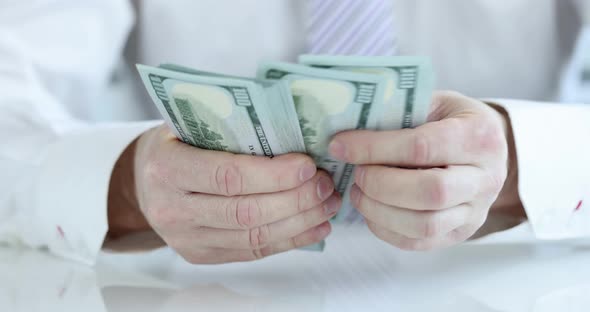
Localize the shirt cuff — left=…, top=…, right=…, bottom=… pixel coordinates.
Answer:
left=35, top=121, right=161, bottom=265
left=485, top=99, right=590, bottom=241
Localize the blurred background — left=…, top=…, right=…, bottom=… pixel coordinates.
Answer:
left=559, top=19, right=590, bottom=104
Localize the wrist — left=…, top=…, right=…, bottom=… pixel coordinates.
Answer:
left=485, top=102, right=526, bottom=218
left=106, top=136, right=152, bottom=241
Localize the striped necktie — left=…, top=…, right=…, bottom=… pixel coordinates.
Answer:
left=306, top=0, right=397, bottom=55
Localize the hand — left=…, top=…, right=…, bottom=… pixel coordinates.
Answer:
left=328, top=91, right=512, bottom=250
left=108, top=125, right=340, bottom=263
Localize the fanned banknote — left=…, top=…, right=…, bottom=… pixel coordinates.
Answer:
left=257, top=62, right=388, bottom=222
left=136, top=64, right=306, bottom=157
left=299, top=55, right=434, bottom=130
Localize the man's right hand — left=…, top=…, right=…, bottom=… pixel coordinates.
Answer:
left=108, top=125, right=340, bottom=264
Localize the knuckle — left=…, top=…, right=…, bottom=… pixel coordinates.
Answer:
left=366, top=221, right=386, bottom=239
left=144, top=157, right=169, bottom=182
left=435, top=90, right=462, bottom=101
left=369, top=226, right=420, bottom=251
left=231, top=196, right=261, bottom=229
left=356, top=190, right=375, bottom=216
left=367, top=222, right=394, bottom=245
left=354, top=166, right=365, bottom=188
left=181, top=252, right=207, bottom=265
left=443, top=118, right=463, bottom=139
left=239, top=253, right=257, bottom=262
left=426, top=173, right=450, bottom=209
left=357, top=166, right=376, bottom=191
left=181, top=255, right=198, bottom=265
left=356, top=168, right=380, bottom=201
left=251, top=247, right=265, bottom=260
left=472, top=216, right=488, bottom=234
left=258, top=246, right=275, bottom=259
left=213, top=161, right=243, bottom=196
left=353, top=191, right=367, bottom=213
left=393, top=236, right=431, bottom=251
left=420, top=212, right=442, bottom=239
left=396, top=239, right=421, bottom=251
left=474, top=117, right=507, bottom=154
left=304, top=205, right=325, bottom=227
left=248, top=224, right=270, bottom=249
left=369, top=227, right=388, bottom=244
left=449, top=225, right=478, bottom=243
left=366, top=220, right=378, bottom=232
left=288, top=236, right=299, bottom=249
left=362, top=139, right=375, bottom=163
left=300, top=172, right=330, bottom=210
left=295, top=186, right=309, bottom=213
left=273, top=154, right=309, bottom=189
left=166, top=237, right=186, bottom=252
left=372, top=169, right=390, bottom=200
left=409, top=132, right=430, bottom=165
left=146, top=204, right=176, bottom=228
left=275, top=169, right=286, bottom=190
left=487, top=172, right=506, bottom=196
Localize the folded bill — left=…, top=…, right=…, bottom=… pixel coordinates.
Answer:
left=298, top=55, right=434, bottom=130
left=257, top=61, right=389, bottom=222
left=137, top=64, right=306, bottom=156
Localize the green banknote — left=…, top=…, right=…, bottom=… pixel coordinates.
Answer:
left=257, top=62, right=388, bottom=222
left=298, top=55, right=434, bottom=130
left=136, top=64, right=306, bottom=156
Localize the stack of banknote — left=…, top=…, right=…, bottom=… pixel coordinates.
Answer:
left=137, top=56, right=434, bottom=249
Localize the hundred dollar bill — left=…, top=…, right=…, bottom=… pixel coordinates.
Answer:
left=257, top=62, right=388, bottom=222
left=299, top=55, right=434, bottom=130
left=136, top=64, right=306, bottom=157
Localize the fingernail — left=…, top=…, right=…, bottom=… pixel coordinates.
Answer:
left=299, top=163, right=316, bottom=182
left=323, top=196, right=341, bottom=215
left=316, top=222, right=331, bottom=237
left=350, top=184, right=361, bottom=206
left=329, top=140, right=347, bottom=160
left=316, top=176, right=334, bottom=200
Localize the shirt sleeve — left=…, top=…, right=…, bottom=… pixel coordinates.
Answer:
left=0, top=0, right=158, bottom=265
left=473, top=99, right=590, bottom=244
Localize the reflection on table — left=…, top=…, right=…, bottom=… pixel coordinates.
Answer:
left=1, top=224, right=589, bottom=312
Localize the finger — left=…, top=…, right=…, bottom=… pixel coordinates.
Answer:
left=178, top=171, right=336, bottom=230
left=255, top=221, right=332, bottom=258
left=329, top=117, right=504, bottom=166
left=351, top=185, right=471, bottom=239
left=176, top=222, right=332, bottom=264
left=176, top=194, right=340, bottom=249
left=355, top=165, right=488, bottom=210
left=155, top=138, right=317, bottom=195
left=366, top=221, right=475, bottom=251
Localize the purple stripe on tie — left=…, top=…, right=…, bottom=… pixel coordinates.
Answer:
left=307, top=0, right=396, bottom=56
left=308, top=0, right=350, bottom=44
left=312, top=0, right=366, bottom=51
left=330, top=2, right=389, bottom=55
left=339, top=6, right=389, bottom=55
left=326, top=0, right=384, bottom=54
left=355, top=11, right=394, bottom=55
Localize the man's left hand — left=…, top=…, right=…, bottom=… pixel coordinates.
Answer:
left=329, top=91, right=511, bottom=250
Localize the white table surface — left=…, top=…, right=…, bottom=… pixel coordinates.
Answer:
left=1, top=224, right=589, bottom=312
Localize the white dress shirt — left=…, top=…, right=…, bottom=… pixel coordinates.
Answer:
left=1, top=0, right=589, bottom=265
